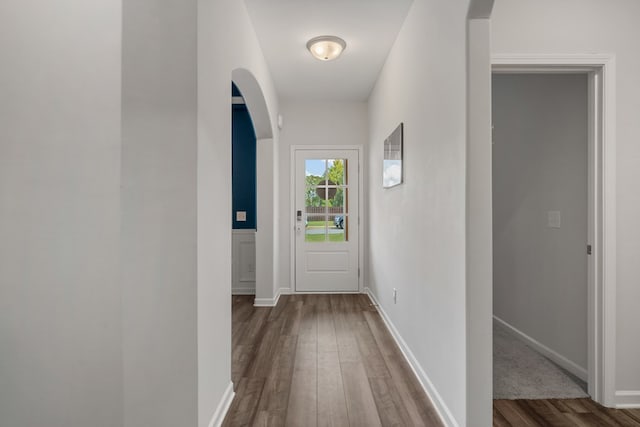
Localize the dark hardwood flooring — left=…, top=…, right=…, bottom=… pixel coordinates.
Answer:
left=494, top=399, right=640, bottom=426
left=225, top=293, right=640, bottom=426
left=224, top=294, right=443, bottom=427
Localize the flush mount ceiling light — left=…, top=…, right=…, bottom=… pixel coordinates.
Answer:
left=306, top=35, right=346, bottom=61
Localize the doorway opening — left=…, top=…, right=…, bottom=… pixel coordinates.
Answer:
left=492, top=72, right=589, bottom=399
left=231, top=68, right=277, bottom=308
left=231, top=82, right=257, bottom=296
left=490, top=55, right=617, bottom=406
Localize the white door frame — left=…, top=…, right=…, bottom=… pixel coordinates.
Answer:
left=289, top=145, right=364, bottom=294
left=492, top=54, right=617, bottom=406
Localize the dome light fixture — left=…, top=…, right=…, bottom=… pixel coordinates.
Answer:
left=306, top=35, right=346, bottom=61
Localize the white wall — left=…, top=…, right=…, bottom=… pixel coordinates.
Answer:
left=367, top=1, right=470, bottom=425
left=277, top=101, right=368, bottom=292
left=121, top=0, right=199, bottom=425
left=466, top=11, right=494, bottom=426
left=492, top=0, right=640, bottom=399
left=493, top=73, right=588, bottom=372
left=1, top=0, right=277, bottom=425
left=198, top=0, right=279, bottom=425
left=0, top=1, right=122, bottom=426
left=123, top=0, right=279, bottom=425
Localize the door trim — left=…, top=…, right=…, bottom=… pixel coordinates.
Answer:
left=290, top=145, right=364, bottom=294
left=492, top=54, right=617, bottom=407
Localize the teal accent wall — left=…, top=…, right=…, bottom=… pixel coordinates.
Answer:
left=232, top=83, right=257, bottom=229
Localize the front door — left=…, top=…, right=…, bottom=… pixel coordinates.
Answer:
left=294, top=149, right=359, bottom=292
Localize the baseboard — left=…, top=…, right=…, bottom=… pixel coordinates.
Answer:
left=253, top=287, right=290, bottom=307
left=289, top=291, right=360, bottom=294
left=232, top=287, right=256, bottom=295
left=365, top=287, right=459, bottom=427
left=615, top=390, right=640, bottom=408
left=493, top=315, right=588, bottom=381
left=207, top=382, right=235, bottom=427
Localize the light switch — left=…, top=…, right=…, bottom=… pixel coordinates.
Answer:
left=547, top=211, right=561, bottom=228
left=236, top=211, right=247, bottom=222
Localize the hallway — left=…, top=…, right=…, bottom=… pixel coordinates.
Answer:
left=224, top=294, right=442, bottom=426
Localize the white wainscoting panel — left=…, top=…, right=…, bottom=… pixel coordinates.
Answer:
left=232, top=230, right=256, bottom=295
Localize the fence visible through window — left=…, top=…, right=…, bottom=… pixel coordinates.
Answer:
left=304, top=159, right=349, bottom=242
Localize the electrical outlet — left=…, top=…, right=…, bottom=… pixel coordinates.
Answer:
left=393, top=288, right=397, bottom=304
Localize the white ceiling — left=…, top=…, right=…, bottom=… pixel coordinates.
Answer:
left=244, top=0, right=414, bottom=102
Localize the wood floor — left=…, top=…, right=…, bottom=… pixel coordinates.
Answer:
left=224, top=294, right=443, bottom=427
left=225, top=293, right=640, bottom=426
left=494, top=398, right=640, bottom=426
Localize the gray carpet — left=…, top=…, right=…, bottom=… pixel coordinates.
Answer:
left=493, top=321, right=589, bottom=399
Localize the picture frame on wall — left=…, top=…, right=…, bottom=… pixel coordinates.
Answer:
left=383, top=123, right=403, bottom=188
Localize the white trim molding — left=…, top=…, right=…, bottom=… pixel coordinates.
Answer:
left=492, top=53, right=617, bottom=72
left=493, top=316, right=588, bottom=381
left=207, top=382, right=235, bottom=427
left=365, top=288, right=458, bottom=427
left=231, top=288, right=256, bottom=296
left=253, top=287, right=290, bottom=307
left=491, top=53, right=617, bottom=407
left=615, top=391, right=640, bottom=409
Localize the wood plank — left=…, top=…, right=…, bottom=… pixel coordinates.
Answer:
left=493, top=404, right=513, bottom=427
left=331, top=295, right=361, bottom=363
left=317, top=294, right=338, bottom=353
left=340, top=361, right=383, bottom=427
left=383, top=356, right=443, bottom=426
left=285, top=340, right=317, bottom=427
left=232, top=295, right=255, bottom=323
left=285, top=301, right=318, bottom=427
left=267, top=294, right=290, bottom=322
left=223, top=377, right=266, bottom=427
left=280, top=300, right=303, bottom=337
left=254, top=335, right=297, bottom=420
left=239, top=307, right=270, bottom=345
left=565, top=412, right=610, bottom=426
left=622, top=409, right=640, bottom=424
left=516, top=400, right=559, bottom=426
left=353, top=318, right=390, bottom=379
left=356, top=293, right=378, bottom=312
left=563, top=399, right=591, bottom=414
left=526, top=399, right=577, bottom=427
left=245, top=315, right=285, bottom=378
left=363, top=310, right=442, bottom=426
left=232, top=343, right=256, bottom=385
left=494, top=400, right=542, bottom=426
left=492, top=399, right=640, bottom=427
left=318, top=350, right=349, bottom=427
left=579, top=398, right=627, bottom=426
left=368, top=376, right=414, bottom=427
left=298, top=299, right=317, bottom=343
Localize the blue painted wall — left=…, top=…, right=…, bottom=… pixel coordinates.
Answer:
left=232, top=83, right=257, bottom=229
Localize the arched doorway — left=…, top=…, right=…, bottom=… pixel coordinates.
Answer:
left=231, top=68, right=277, bottom=306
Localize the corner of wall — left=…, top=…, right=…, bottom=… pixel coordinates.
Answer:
left=206, top=382, right=235, bottom=427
